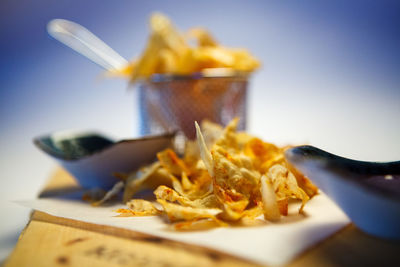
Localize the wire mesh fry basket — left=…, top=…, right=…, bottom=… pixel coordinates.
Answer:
left=138, top=71, right=249, bottom=148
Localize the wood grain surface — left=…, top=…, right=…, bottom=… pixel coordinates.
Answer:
left=4, top=169, right=400, bottom=267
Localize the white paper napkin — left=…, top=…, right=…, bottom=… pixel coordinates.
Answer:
left=17, top=193, right=349, bottom=266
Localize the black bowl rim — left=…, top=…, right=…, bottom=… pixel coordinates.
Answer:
left=33, top=131, right=176, bottom=161
left=285, top=145, right=400, bottom=201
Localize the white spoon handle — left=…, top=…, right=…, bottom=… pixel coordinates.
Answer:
left=47, top=19, right=128, bottom=71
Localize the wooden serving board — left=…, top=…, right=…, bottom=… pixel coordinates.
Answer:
left=4, top=169, right=400, bottom=267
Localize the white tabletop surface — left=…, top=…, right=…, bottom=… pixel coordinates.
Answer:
left=1, top=1, right=399, bottom=263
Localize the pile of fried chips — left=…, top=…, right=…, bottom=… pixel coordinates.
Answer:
left=115, top=119, right=318, bottom=230
left=113, top=13, right=260, bottom=83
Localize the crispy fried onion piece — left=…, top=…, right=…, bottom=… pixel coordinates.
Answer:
left=214, top=118, right=241, bottom=152
left=266, top=164, right=310, bottom=214
left=212, top=150, right=261, bottom=221
left=114, top=118, right=318, bottom=229
left=154, top=185, right=218, bottom=209
left=197, top=118, right=262, bottom=221
left=173, top=218, right=226, bottom=231
left=123, top=162, right=172, bottom=203
left=157, top=149, right=191, bottom=176
left=92, top=181, right=125, bottom=206
left=175, top=172, right=212, bottom=200
left=184, top=120, right=223, bottom=165
left=115, top=199, right=160, bottom=217
left=244, top=139, right=318, bottom=199
left=244, top=138, right=283, bottom=172
left=82, top=188, right=106, bottom=203
left=154, top=184, right=224, bottom=229
left=260, top=175, right=281, bottom=221
left=201, top=120, right=224, bottom=147
left=213, top=147, right=260, bottom=199
left=195, top=121, right=214, bottom=177
left=157, top=199, right=222, bottom=222
left=286, top=159, right=319, bottom=198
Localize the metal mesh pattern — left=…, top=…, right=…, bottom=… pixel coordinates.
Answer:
left=139, top=76, right=248, bottom=140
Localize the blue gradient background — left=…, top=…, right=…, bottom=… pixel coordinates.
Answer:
left=1, top=0, right=399, bottom=261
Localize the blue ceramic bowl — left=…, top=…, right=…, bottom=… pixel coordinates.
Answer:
left=34, top=131, right=174, bottom=189
left=285, top=145, right=400, bottom=240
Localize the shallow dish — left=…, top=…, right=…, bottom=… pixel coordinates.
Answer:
left=285, top=145, right=400, bottom=240
left=34, top=131, right=174, bottom=189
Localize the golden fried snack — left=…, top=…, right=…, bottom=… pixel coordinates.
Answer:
left=114, top=119, right=318, bottom=230
left=112, top=13, right=260, bottom=83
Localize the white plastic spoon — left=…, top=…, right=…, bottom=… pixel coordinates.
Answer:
left=47, top=19, right=128, bottom=71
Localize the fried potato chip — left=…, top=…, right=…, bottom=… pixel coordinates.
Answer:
left=187, top=28, right=217, bottom=47
left=111, top=13, right=260, bottom=83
